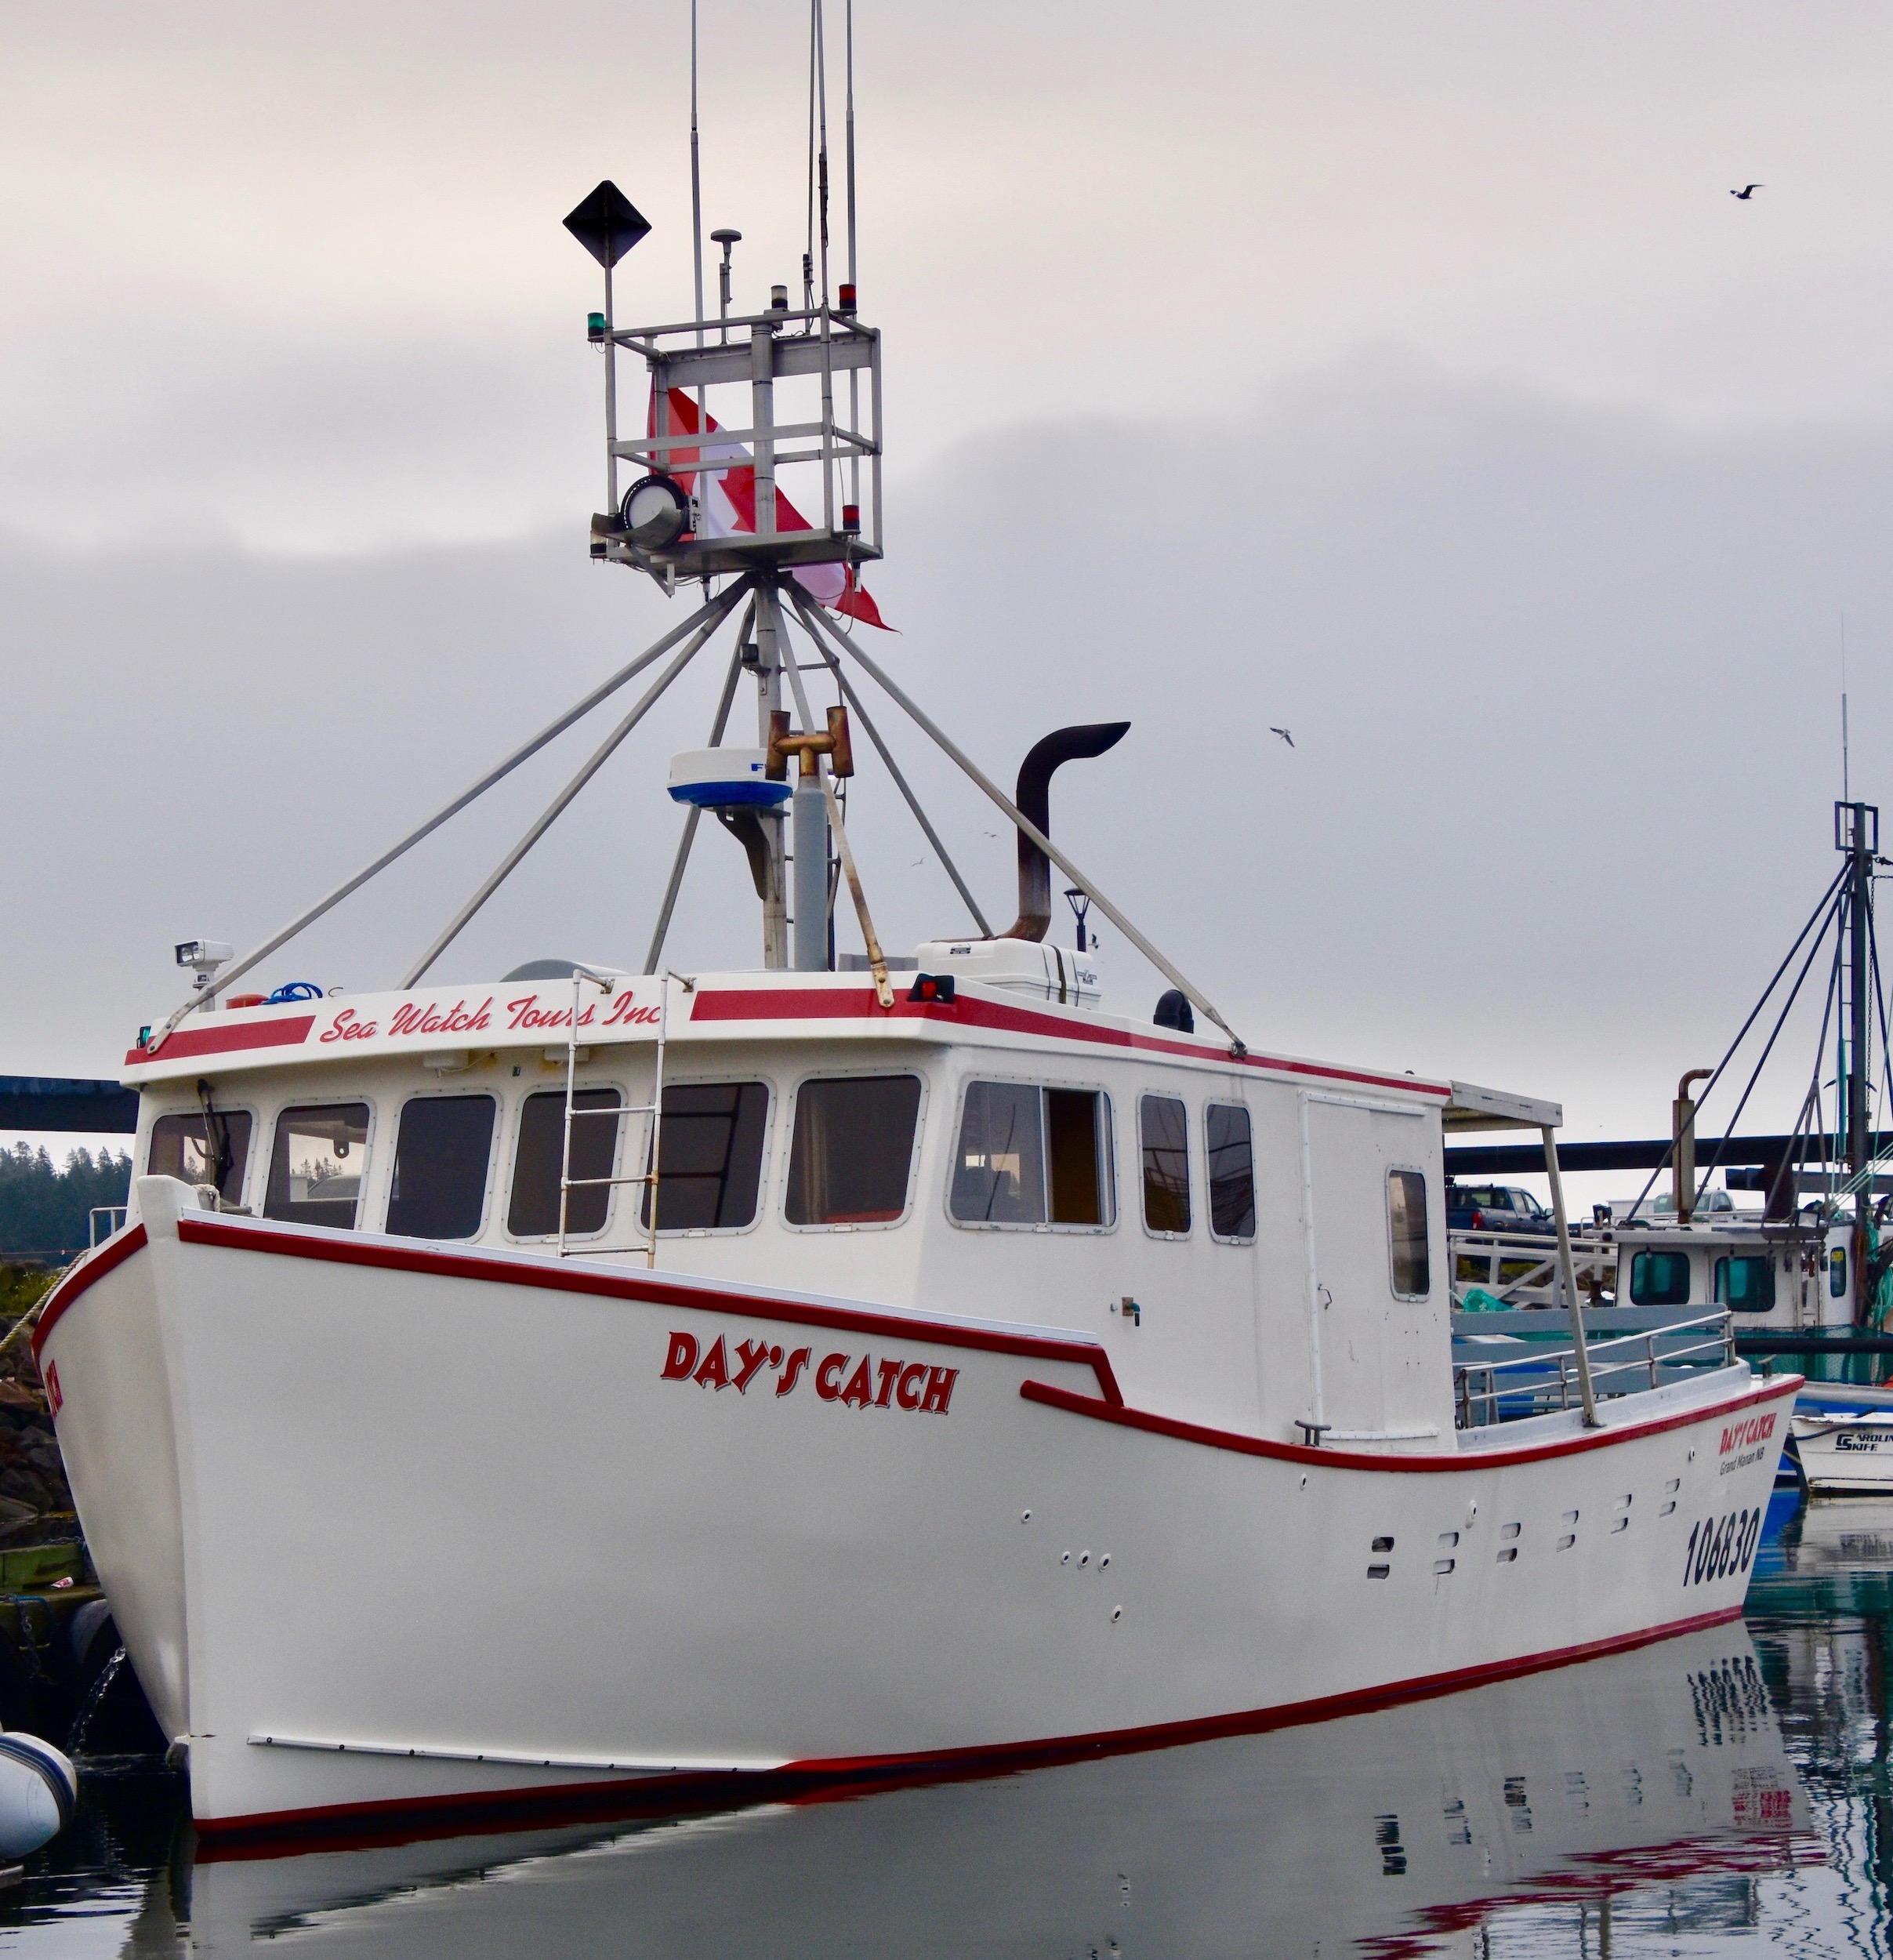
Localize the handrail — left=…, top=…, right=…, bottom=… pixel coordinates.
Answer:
left=1453, top=1310, right=1736, bottom=1428
left=556, top=967, right=687, bottom=1269
left=1450, top=1227, right=1616, bottom=1309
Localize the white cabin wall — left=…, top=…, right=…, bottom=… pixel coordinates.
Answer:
left=1244, top=1081, right=1318, bottom=1441
left=129, top=1033, right=1453, bottom=1443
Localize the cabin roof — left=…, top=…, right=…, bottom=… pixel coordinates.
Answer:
left=118, top=971, right=1459, bottom=1106
left=1440, top=1080, right=1563, bottom=1133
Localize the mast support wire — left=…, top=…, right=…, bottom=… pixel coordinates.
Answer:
left=778, top=600, right=894, bottom=1007
left=1691, top=884, right=1848, bottom=1200
left=146, top=580, right=753, bottom=1050
left=644, top=601, right=756, bottom=973
left=791, top=592, right=1247, bottom=1055
left=403, top=576, right=753, bottom=986
left=1616, top=863, right=1847, bottom=1222
left=783, top=611, right=992, bottom=935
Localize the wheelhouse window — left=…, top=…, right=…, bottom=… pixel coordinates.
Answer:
left=642, top=1082, right=770, bottom=1232
left=264, top=1104, right=370, bottom=1229
left=785, top=1075, right=923, bottom=1227
left=949, top=1082, right=1114, bottom=1228
left=386, top=1095, right=497, bottom=1241
left=1206, top=1104, right=1255, bottom=1242
left=1140, top=1095, right=1191, bottom=1235
left=1830, top=1245, right=1848, bottom=1298
left=1387, top=1169, right=1430, bottom=1296
left=147, top=1109, right=252, bottom=1207
left=509, top=1088, right=622, bottom=1239
left=1714, top=1254, right=1775, bottom=1314
left=1630, top=1250, right=1691, bottom=1306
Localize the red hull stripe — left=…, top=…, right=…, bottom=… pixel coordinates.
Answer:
left=1019, top=1372, right=1801, bottom=1471
left=193, top=1602, right=1744, bottom=1851
left=690, top=986, right=1451, bottom=1101
left=125, top=1014, right=316, bottom=1068
left=34, top=1214, right=1122, bottom=1406
left=31, top=1225, right=149, bottom=1360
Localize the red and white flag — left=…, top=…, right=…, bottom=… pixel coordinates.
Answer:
left=649, top=386, right=889, bottom=629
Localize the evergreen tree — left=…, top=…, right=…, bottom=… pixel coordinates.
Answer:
left=0, top=1145, right=133, bottom=1258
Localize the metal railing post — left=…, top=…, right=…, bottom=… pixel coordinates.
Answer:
left=1543, top=1124, right=1601, bottom=1425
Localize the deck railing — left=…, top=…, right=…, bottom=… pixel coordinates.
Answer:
left=1453, top=1310, right=1737, bottom=1429
left=1451, top=1228, right=1617, bottom=1311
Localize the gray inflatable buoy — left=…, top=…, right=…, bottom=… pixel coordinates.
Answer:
left=0, top=1734, right=76, bottom=1857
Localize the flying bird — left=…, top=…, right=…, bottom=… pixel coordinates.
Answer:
left=1730, top=184, right=1764, bottom=200
left=1270, top=727, right=1295, bottom=748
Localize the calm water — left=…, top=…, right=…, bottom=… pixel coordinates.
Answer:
left=2, top=1494, right=1889, bottom=1958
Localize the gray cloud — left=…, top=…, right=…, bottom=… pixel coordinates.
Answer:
left=9, top=1, right=1893, bottom=1198
left=5, top=355, right=1889, bottom=1187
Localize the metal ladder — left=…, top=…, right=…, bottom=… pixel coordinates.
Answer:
left=556, top=964, right=682, bottom=1265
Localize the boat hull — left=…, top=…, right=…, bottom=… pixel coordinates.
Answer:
left=39, top=1184, right=1797, bottom=1838
left=1793, top=1414, right=1893, bottom=1493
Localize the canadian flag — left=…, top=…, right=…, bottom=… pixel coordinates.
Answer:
left=648, top=385, right=889, bottom=629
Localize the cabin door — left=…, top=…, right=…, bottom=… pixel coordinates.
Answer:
left=1299, top=1092, right=1431, bottom=1440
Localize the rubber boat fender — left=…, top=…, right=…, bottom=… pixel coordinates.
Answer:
left=0, top=1733, right=75, bottom=1857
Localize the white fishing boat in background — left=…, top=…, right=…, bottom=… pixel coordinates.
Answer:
left=34, top=10, right=1793, bottom=1843
left=1790, top=1382, right=1893, bottom=1493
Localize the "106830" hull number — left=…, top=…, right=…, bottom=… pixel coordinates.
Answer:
left=1683, top=1508, right=1761, bottom=1588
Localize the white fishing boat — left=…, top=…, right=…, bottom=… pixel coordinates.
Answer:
left=1789, top=1383, right=1893, bottom=1493
left=34, top=15, right=1793, bottom=1842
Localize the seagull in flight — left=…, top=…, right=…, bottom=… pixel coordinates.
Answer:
left=1270, top=727, right=1295, bottom=748
left=1730, top=183, right=1764, bottom=200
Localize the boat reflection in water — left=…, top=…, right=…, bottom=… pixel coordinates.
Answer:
left=98, top=1627, right=1803, bottom=1959
left=1737, top=1495, right=1893, bottom=1960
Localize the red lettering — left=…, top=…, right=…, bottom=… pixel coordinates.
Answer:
left=44, top=1360, right=61, bottom=1417
left=733, top=1338, right=774, bottom=1394
left=1722, top=1411, right=1779, bottom=1454
left=320, top=1007, right=379, bottom=1044
left=602, top=993, right=663, bottom=1028
left=506, top=995, right=600, bottom=1033
left=661, top=1340, right=959, bottom=1415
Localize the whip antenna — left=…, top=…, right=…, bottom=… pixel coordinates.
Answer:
left=845, top=0, right=856, bottom=289
left=690, top=0, right=705, bottom=348
left=815, top=0, right=830, bottom=307
left=843, top=0, right=859, bottom=516
left=804, top=3, right=818, bottom=311
left=1843, top=612, right=1851, bottom=805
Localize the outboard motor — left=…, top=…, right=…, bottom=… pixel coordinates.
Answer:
left=1003, top=723, right=1130, bottom=942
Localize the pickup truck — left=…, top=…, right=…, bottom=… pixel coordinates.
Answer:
left=1446, top=1184, right=1557, bottom=1236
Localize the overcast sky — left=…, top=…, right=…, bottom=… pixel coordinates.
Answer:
left=6, top=1, right=1893, bottom=1190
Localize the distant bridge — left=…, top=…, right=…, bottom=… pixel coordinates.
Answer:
left=0, top=1078, right=139, bottom=1134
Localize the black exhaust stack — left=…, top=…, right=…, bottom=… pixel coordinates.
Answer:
left=1003, top=722, right=1130, bottom=942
